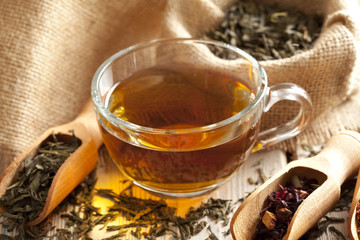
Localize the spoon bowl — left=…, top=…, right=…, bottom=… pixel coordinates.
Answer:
left=0, top=100, right=103, bottom=225
left=231, top=130, right=360, bottom=240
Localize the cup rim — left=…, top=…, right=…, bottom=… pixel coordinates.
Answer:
left=91, top=38, right=268, bottom=134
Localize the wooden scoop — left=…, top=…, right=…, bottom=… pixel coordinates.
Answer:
left=349, top=163, right=360, bottom=239
left=231, top=130, right=360, bottom=240
left=0, top=100, right=103, bottom=226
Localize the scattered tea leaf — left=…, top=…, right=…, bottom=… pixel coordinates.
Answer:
left=328, top=226, right=346, bottom=240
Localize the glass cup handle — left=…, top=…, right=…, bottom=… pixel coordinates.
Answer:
left=256, top=83, right=312, bottom=149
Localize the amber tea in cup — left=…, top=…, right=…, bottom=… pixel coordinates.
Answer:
left=92, top=39, right=312, bottom=197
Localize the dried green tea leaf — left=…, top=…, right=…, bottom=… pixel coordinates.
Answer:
left=204, top=0, right=323, bottom=60
left=0, top=131, right=80, bottom=238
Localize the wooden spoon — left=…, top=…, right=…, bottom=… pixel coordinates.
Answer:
left=231, top=130, right=360, bottom=240
left=349, top=163, right=360, bottom=239
left=0, top=100, right=103, bottom=226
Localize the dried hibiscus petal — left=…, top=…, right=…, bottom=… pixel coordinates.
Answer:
left=252, top=175, right=318, bottom=240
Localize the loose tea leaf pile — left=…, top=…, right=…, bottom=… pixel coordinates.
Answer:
left=0, top=131, right=80, bottom=238
left=253, top=175, right=319, bottom=240
left=62, top=182, right=240, bottom=240
left=0, top=172, right=242, bottom=239
left=0, top=137, right=353, bottom=239
left=204, top=0, right=323, bottom=60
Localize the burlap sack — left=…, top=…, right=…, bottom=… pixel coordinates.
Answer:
left=0, top=0, right=359, bottom=173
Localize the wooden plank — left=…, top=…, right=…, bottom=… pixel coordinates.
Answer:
left=89, top=148, right=287, bottom=239
left=0, top=147, right=351, bottom=239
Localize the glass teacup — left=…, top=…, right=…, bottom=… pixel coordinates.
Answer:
left=91, top=38, right=312, bottom=197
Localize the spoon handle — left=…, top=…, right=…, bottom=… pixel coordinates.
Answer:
left=71, top=99, right=103, bottom=149
left=282, top=131, right=360, bottom=240
left=309, top=131, right=360, bottom=184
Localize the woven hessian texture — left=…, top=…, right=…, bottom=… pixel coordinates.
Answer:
left=0, top=0, right=359, bottom=173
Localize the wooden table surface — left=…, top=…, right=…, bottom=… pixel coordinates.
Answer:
left=90, top=146, right=353, bottom=240
left=1, top=144, right=353, bottom=239
left=2, top=1, right=360, bottom=237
